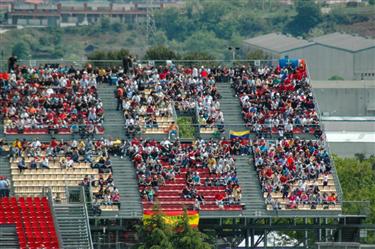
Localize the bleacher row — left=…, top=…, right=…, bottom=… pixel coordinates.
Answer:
left=143, top=168, right=243, bottom=212
left=129, top=139, right=244, bottom=212
left=1, top=68, right=104, bottom=135
left=0, top=196, right=59, bottom=249
left=118, top=68, right=220, bottom=137
left=10, top=153, right=118, bottom=211
left=0, top=60, right=342, bottom=242
left=232, top=60, right=322, bottom=137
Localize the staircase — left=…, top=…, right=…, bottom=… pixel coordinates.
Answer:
left=235, top=156, right=266, bottom=216
left=97, top=84, right=125, bottom=139
left=53, top=204, right=92, bottom=249
left=111, top=157, right=142, bottom=218
left=216, top=82, right=246, bottom=138
left=0, top=225, right=19, bottom=249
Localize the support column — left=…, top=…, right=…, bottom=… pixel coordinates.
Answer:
left=250, top=229, right=255, bottom=248
left=304, top=218, right=308, bottom=248
left=264, top=229, right=267, bottom=249
left=245, top=228, right=249, bottom=249
left=324, top=218, right=328, bottom=242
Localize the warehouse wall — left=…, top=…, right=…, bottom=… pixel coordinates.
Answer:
left=328, top=142, right=375, bottom=158
left=285, top=45, right=354, bottom=80
left=313, top=87, right=374, bottom=116
left=354, top=48, right=375, bottom=80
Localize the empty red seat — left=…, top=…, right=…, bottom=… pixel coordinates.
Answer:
left=0, top=197, right=60, bottom=248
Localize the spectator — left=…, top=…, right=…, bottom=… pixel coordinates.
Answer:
left=18, top=157, right=27, bottom=172
left=0, top=176, right=10, bottom=197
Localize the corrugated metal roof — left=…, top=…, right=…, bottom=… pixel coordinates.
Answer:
left=243, top=33, right=314, bottom=53
left=313, top=32, right=375, bottom=52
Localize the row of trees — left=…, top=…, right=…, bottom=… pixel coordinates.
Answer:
left=9, top=0, right=372, bottom=59
left=335, top=155, right=375, bottom=225
left=87, top=46, right=270, bottom=63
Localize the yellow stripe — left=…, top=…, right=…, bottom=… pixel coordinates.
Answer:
left=230, top=130, right=250, bottom=137
left=143, top=213, right=199, bottom=227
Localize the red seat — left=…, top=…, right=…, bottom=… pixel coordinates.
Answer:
left=0, top=197, right=60, bottom=248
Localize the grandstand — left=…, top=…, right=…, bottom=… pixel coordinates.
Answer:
left=0, top=59, right=371, bottom=249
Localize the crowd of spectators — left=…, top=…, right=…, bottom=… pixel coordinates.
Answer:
left=231, top=64, right=321, bottom=137
left=0, top=65, right=104, bottom=135
left=127, top=137, right=248, bottom=210
left=253, top=138, right=337, bottom=210
left=7, top=137, right=124, bottom=209
left=114, top=64, right=229, bottom=136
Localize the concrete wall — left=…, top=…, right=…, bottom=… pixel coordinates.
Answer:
left=285, top=45, right=354, bottom=80
left=313, top=88, right=373, bottom=116
left=354, top=48, right=375, bottom=80
left=328, top=142, right=375, bottom=158
left=312, top=80, right=375, bottom=116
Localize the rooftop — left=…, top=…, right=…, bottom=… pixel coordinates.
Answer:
left=243, top=32, right=314, bottom=53
left=313, top=32, right=375, bottom=52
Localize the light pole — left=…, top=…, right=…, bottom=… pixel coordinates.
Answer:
left=228, top=46, right=240, bottom=61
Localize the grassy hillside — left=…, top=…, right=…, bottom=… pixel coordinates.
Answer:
left=1, top=22, right=147, bottom=60
left=1, top=0, right=374, bottom=61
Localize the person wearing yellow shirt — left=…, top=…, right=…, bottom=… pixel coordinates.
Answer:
left=78, top=140, right=86, bottom=150
left=207, top=155, right=217, bottom=174
left=11, top=139, right=22, bottom=158
left=12, top=139, right=21, bottom=149
left=98, top=68, right=107, bottom=83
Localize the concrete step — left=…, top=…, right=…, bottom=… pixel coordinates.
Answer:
left=235, top=156, right=266, bottom=216
left=110, top=157, right=142, bottom=218
left=216, top=82, right=246, bottom=138
left=53, top=204, right=91, bottom=249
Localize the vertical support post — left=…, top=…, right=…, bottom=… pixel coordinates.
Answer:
left=245, top=227, right=249, bottom=249
left=304, top=218, right=308, bottom=248
left=264, top=229, right=267, bottom=249
left=251, top=229, right=255, bottom=248
left=317, top=217, right=322, bottom=242
left=325, top=218, right=328, bottom=242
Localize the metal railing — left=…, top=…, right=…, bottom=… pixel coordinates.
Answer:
left=0, top=59, right=279, bottom=69
left=306, top=64, right=344, bottom=204
left=45, top=187, right=64, bottom=249
left=341, top=200, right=371, bottom=217
left=81, top=186, right=94, bottom=249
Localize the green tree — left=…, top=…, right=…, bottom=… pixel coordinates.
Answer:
left=150, top=31, right=168, bottom=46
left=335, top=156, right=375, bottom=224
left=182, top=31, right=225, bottom=59
left=144, top=45, right=180, bottom=60
left=12, top=41, right=31, bottom=59
left=111, top=22, right=124, bottom=33
left=369, top=0, right=375, bottom=5
left=174, top=211, right=212, bottom=249
left=182, top=51, right=215, bottom=61
left=136, top=209, right=174, bottom=249
left=328, top=75, right=344, bottom=81
left=100, top=17, right=111, bottom=32
left=136, top=207, right=213, bottom=249
left=88, top=49, right=131, bottom=60
left=284, top=0, right=322, bottom=36
left=246, top=49, right=271, bottom=60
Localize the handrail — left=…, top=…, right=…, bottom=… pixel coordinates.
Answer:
left=194, top=100, right=201, bottom=137
left=45, top=187, right=64, bottom=249
left=0, top=59, right=280, bottom=64
left=171, top=100, right=179, bottom=139
left=81, top=186, right=94, bottom=249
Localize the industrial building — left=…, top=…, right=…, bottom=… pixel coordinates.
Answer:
left=243, top=32, right=375, bottom=80
left=4, top=1, right=182, bottom=27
